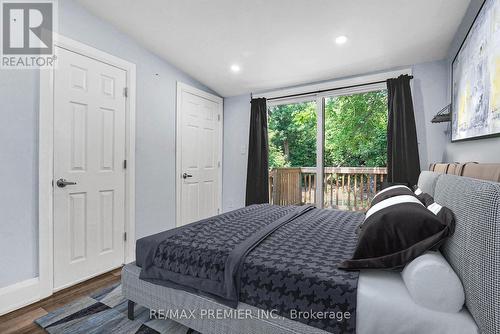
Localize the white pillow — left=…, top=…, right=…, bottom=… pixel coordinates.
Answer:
left=401, top=251, right=465, bottom=313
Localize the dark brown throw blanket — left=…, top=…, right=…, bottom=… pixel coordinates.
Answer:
left=137, top=204, right=363, bottom=333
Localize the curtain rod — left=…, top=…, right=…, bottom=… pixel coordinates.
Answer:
left=254, top=75, right=414, bottom=102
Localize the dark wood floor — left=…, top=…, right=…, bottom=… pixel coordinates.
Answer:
left=0, top=268, right=122, bottom=334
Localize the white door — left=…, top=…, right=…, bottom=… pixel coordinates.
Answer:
left=177, top=84, right=223, bottom=226
left=53, top=46, right=127, bottom=290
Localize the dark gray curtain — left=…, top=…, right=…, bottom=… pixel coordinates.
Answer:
left=245, top=98, right=269, bottom=205
left=387, top=75, right=421, bottom=186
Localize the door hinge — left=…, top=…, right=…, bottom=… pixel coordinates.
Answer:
left=218, top=161, right=221, bottom=168
left=123, top=87, right=128, bottom=98
left=217, top=114, right=221, bottom=121
left=123, top=160, right=127, bottom=169
left=124, top=232, right=127, bottom=241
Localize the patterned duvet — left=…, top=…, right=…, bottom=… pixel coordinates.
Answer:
left=137, top=204, right=363, bottom=333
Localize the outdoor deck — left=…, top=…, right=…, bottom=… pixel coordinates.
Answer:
left=269, top=167, right=387, bottom=211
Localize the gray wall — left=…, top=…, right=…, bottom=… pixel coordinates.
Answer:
left=222, top=0, right=497, bottom=213
left=222, top=94, right=251, bottom=211
left=412, top=60, right=450, bottom=168
left=443, top=0, right=500, bottom=162
left=222, top=61, right=450, bottom=211
left=0, top=70, right=40, bottom=289
left=0, top=0, right=217, bottom=288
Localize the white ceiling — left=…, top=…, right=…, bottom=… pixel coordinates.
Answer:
left=77, top=0, right=470, bottom=97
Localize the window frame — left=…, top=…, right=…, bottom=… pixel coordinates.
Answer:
left=266, top=82, right=389, bottom=208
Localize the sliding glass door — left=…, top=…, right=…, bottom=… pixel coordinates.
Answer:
left=267, top=84, right=388, bottom=211
left=323, top=90, right=388, bottom=211
left=267, top=99, right=317, bottom=205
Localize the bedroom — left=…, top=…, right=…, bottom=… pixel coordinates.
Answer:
left=0, top=0, right=499, bottom=333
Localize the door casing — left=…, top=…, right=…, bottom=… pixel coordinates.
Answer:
left=0, top=34, right=135, bottom=316
left=176, top=82, right=223, bottom=227
left=39, top=35, right=136, bottom=298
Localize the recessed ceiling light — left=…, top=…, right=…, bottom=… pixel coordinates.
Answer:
left=230, top=64, right=241, bottom=73
left=335, top=35, right=348, bottom=45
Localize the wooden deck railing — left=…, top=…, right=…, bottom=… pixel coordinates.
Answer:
left=269, top=167, right=387, bottom=211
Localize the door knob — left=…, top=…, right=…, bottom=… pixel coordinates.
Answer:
left=56, top=178, right=77, bottom=188
left=182, top=173, right=193, bottom=179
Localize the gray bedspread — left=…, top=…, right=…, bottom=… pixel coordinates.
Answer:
left=137, top=204, right=363, bottom=333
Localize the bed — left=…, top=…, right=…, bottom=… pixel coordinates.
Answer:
left=123, top=171, right=500, bottom=334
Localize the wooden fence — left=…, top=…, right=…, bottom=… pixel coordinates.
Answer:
left=269, top=167, right=388, bottom=211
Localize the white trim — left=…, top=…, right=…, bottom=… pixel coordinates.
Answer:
left=124, top=59, right=137, bottom=265
left=0, top=278, right=41, bottom=315
left=266, top=94, right=317, bottom=107
left=253, top=68, right=412, bottom=100
left=319, top=81, right=388, bottom=98
left=52, top=264, right=123, bottom=293
left=39, top=65, right=54, bottom=302
left=267, top=82, right=388, bottom=107
left=0, top=34, right=137, bottom=316
left=176, top=82, right=223, bottom=227
left=315, top=97, right=325, bottom=208
left=263, top=71, right=407, bottom=208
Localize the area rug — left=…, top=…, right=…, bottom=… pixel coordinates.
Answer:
left=35, top=283, right=197, bottom=334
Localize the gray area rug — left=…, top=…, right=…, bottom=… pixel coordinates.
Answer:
left=35, top=283, right=197, bottom=334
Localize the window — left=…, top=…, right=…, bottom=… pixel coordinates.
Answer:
left=267, top=87, right=388, bottom=210
left=323, top=90, right=388, bottom=210
left=268, top=100, right=317, bottom=205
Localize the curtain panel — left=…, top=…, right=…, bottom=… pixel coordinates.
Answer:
left=387, top=75, right=421, bottom=186
left=245, top=98, right=269, bottom=205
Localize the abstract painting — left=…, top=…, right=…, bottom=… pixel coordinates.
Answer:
left=452, top=0, right=500, bottom=141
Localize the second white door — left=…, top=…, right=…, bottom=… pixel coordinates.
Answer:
left=177, top=83, right=223, bottom=226
left=53, top=46, right=127, bottom=290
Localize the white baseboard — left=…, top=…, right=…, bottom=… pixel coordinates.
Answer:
left=0, top=278, right=43, bottom=316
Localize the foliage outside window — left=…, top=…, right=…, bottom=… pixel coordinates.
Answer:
left=268, top=90, right=388, bottom=168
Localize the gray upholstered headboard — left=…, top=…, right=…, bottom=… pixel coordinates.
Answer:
left=418, top=172, right=500, bottom=334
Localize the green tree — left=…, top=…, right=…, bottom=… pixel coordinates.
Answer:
left=268, top=131, right=288, bottom=168
left=324, top=90, right=388, bottom=167
left=267, top=90, right=387, bottom=168
left=268, top=101, right=317, bottom=168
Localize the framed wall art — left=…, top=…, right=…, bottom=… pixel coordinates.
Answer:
left=452, top=0, right=500, bottom=141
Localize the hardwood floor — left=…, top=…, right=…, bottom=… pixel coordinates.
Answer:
left=0, top=268, right=122, bottom=334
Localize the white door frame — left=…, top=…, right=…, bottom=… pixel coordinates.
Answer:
left=176, top=82, right=223, bottom=226
left=41, top=34, right=137, bottom=291
left=0, top=34, right=136, bottom=316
